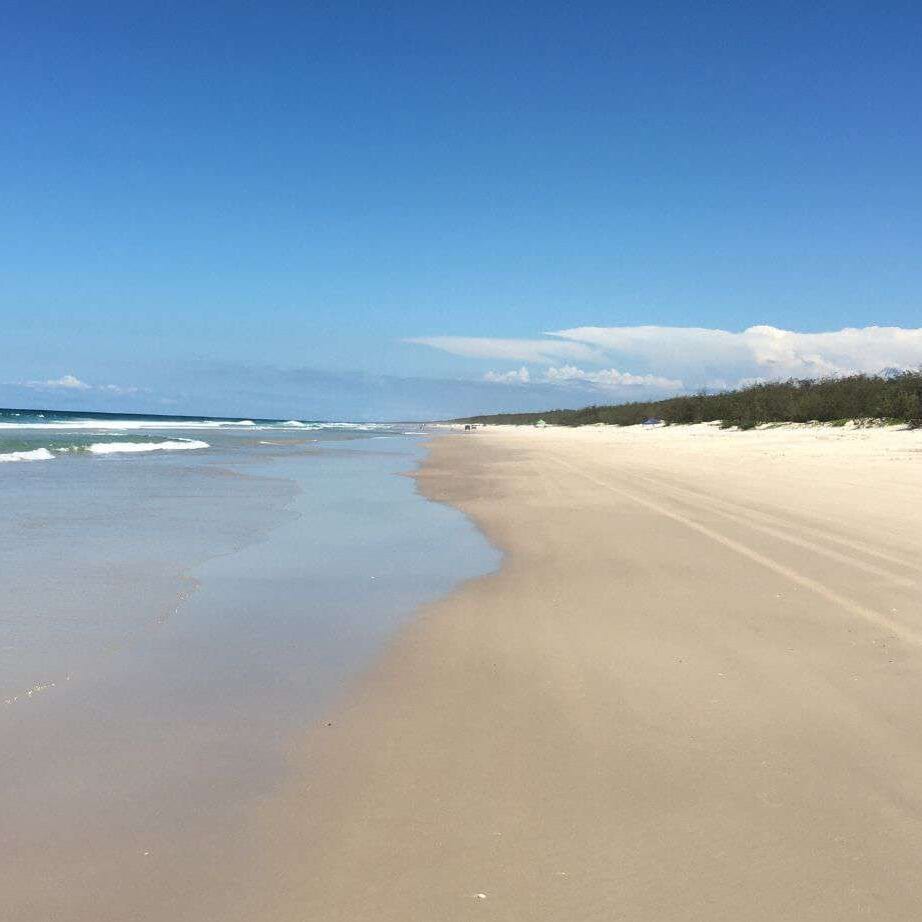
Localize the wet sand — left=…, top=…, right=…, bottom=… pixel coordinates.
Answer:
left=2, top=436, right=496, bottom=922
left=236, top=423, right=922, bottom=921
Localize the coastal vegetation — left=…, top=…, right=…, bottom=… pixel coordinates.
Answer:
left=459, top=371, right=922, bottom=429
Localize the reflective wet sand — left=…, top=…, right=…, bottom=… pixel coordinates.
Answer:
left=2, top=432, right=497, bottom=921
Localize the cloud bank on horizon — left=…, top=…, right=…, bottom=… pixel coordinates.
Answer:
left=410, top=325, right=922, bottom=397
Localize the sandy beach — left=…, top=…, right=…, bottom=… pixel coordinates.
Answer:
left=225, top=422, right=922, bottom=921
left=9, top=4, right=921, bottom=918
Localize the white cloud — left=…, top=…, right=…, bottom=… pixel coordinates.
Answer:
left=100, top=384, right=140, bottom=395
left=19, top=374, right=140, bottom=396
left=483, top=364, right=680, bottom=391
left=415, top=324, right=922, bottom=394
left=24, top=374, right=91, bottom=391
left=484, top=367, right=531, bottom=384
left=544, top=365, right=683, bottom=389
left=550, top=324, right=922, bottom=380
left=406, top=336, right=604, bottom=364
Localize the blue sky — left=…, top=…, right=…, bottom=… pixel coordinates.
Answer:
left=2, top=2, right=921, bottom=419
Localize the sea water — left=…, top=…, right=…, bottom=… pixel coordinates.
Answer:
left=0, top=408, right=498, bottom=921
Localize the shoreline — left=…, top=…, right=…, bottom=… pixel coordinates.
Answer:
left=226, top=423, right=922, bottom=921
left=3, top=433, right=496, bottom=922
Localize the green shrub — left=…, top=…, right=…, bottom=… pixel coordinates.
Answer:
left=457, top=370, right=922, bottom=429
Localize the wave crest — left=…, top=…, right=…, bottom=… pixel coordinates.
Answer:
left=86, top=440, right=209, bottom=454
left=0, top=448, right=55, bottom=463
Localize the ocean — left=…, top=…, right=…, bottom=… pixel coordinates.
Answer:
left=1, top=407, right=498, bottom=921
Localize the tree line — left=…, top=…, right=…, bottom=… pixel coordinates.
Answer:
left=457, top=371, right=922, bottom=429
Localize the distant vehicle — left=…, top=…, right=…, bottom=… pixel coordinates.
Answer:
left=535, top=419, right=548, bottom=428
left=642, top=417, right=663, bottom=426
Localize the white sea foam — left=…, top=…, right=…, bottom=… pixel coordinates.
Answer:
left=0, top=447, right=55, bottom=463
left=86, top=440, right=209, bottom=454
left=320, top=422, right=388, bottom=430
left=0, top=420, right=249, bottom=431
left=0, top=417, right=390, bottom=434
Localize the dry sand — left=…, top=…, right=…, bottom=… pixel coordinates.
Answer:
left=230, top=423, right=922, bottom=921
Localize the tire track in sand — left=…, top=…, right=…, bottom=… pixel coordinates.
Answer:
left=548, top=453, right=922, bottom=649
left=614, top=470, right=920, bottom=591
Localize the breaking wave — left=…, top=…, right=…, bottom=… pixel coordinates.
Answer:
left=0, top=448, right=55, bottom=463
left=0, top=419, right=249, bottom=431
left=86, top=440, right=210, bottom=454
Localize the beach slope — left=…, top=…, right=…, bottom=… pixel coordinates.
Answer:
left=248, top=423, right=922, bottom=920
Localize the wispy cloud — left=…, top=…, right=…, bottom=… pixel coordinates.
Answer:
left=484, top=367, right=531, bottom=384
left=415, top=324, right=922, bottom=394
left=405, top=336, right=604, bottom=364
left=99, top=384, right=140, bottom=395
left=20, top=374, right=139, bottom=395
left=484, top=365, right=681, bottom=390
left=24, top=374, right=92, bottom=391
left=544, top=366, right=683, bottom=389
